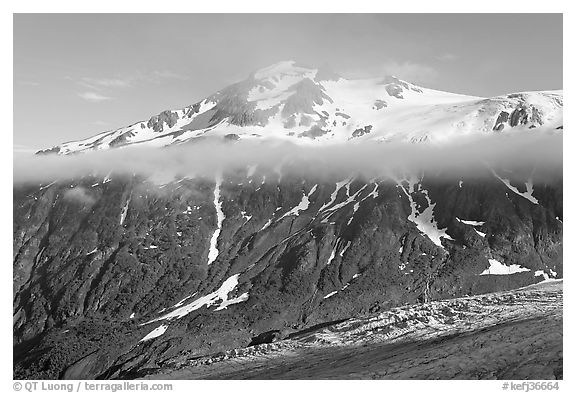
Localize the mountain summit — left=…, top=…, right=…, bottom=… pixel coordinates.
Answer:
left=38, top=61, right=563, bottom=155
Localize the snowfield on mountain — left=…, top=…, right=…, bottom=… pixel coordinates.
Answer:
left=38, top=61, right=563, bottom=155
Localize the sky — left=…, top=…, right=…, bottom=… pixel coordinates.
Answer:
left=13, top=13, right=562, bottom=151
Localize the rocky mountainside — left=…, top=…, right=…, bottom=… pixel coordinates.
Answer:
left=13, top=165, right=562, bottom=379
left=37, top=61, right=563, bottom=155
left=15, top=61, right=562, bottom=379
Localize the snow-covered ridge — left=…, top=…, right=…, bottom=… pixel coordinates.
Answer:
left=37, top=61, right=563, bottom=155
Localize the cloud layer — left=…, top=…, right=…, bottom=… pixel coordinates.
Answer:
left=13, top=133, right=562, bottom=186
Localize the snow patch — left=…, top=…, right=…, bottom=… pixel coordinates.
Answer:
left=480, top=259, right=530, bottom=275
left=140, top=324, right=168, bottom=342
left=550, top=268, right=557, bottom=278
left=456, top=217, right=485, bottom=226
left=397, top=177, right=451, bottom=248
left=474, top=229, right=487, bottom=238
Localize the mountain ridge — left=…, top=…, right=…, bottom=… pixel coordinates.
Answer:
left=37, top=61, right=563, bottom=155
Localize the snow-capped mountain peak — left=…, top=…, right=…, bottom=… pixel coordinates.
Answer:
left=37, top=61, right=563, bottom=155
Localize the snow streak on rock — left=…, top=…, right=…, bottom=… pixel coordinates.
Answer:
left=320, top=178, right=352, bottom=212
left=456, top=218, right=485, bottom=226
left=207, top=174, right=224, bottom=265
left=491, top=170, right=539, bottom=204
left=261, top=219, right=272, bottom=230
left=279, top=184, right=317, bottom=220
left=474, top=229, right=487, bottom=238
left=39, top=181, right=57, bottom=191
left=347, top=183, right=379, bottom=226
left=327, top=243, right=337, bottom=265
left=339, top=241, right=351, bottom=257
left=145, top=274, right=246, bottom=324
left=119, top=195, right=131, bottom=226
left=140, top=324, right=168, bottom=342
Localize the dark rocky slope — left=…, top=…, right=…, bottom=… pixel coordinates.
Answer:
left=13, top=165, right=562, bottom=379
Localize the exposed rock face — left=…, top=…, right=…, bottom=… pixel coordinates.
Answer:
left=351, top=125, right=373, bottom=138
left=493, top=101, right=546, bottom=132
left=373, top=100, right=387, bottom=110
left=493, top=112, right=509, bottom=131
left=298, top=125, right=330, bottom=139
left=35, top=146, right=62, bottom=155
left=281, top=79, right=333, bottom=118
left=13, top=165, right=562, bottom=379
left=385, top=84, right=404, bottom=99
left=381, top=76, right=424, bottom=99
left=209, top=80, right=278, bottom=127
left=147, top=110, right=180, bottom=133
